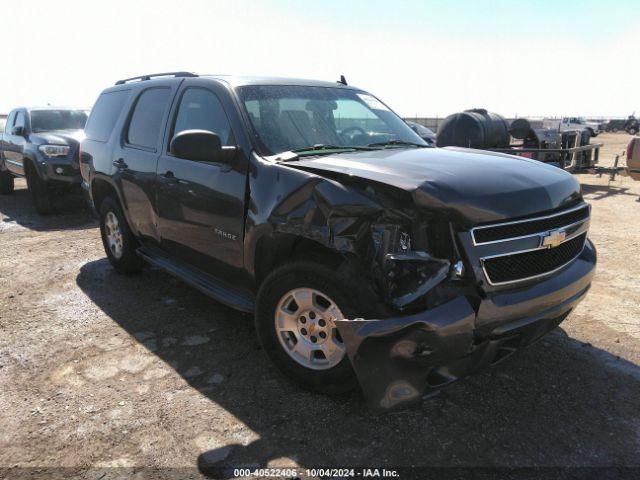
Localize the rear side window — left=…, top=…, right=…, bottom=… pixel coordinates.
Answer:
left=172, top=88, right=232, bottom=145
left=85, top=90, right=130, bottom=142
left=126, top=87, right=171, bottom=150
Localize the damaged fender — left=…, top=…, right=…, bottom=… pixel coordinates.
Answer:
left=335, top=296, right=476, bottom=411
left=244, top=153, right=386, bottom=280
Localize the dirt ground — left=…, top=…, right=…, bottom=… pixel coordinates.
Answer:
left=1, top=133, right=639, bottom=478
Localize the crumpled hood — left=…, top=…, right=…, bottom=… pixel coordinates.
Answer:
left=288, top=147, right=582, bottom=225
left=30, top=129, right=85, bottom=147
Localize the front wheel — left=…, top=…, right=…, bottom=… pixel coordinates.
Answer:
left=629, top=127, right=639, bottom=135
left=25, top=165, right=53, bottom=214
left=99, top=196, right=144, bottom=274
left=0, top=170, right=14, bottom=195
left=255, top=260, right=365, bottom=393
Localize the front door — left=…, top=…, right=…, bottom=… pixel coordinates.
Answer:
left=5, top=111, right=27, bottom=176
left=156, top=82, right=247, bottom=276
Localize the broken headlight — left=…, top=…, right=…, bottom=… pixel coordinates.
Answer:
left=372, top=224, right=451, bottom=310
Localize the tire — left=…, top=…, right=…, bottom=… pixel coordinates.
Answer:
left=628, top=127, right=638, bottom=135
left=0, top=170, right=14, bottom=195
left=25, top=163, right=53, bottom=214
left=99, top=196, right=144, bottom=274
left=255, top=258, right=377, bottom=394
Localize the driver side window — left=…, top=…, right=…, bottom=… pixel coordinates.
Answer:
left=14, top=112, right=26, bottom=130
left=172, top=88, right=232, bottom=147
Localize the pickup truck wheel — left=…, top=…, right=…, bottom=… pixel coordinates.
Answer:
left=25, top=166, right=53, bottom=214
left=0, top=170, right=14, bottom=194
left=99, top=196, right=143, bottom=274
left=629, top=127, right=639, bottom=135
left=255, top=260, right=361, bottom=394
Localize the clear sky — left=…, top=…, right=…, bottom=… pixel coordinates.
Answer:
left=1, top=0, right=637, bottom=118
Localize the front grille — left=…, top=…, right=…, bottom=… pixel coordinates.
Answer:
left=483, top=233, right=586, bottom=284
left=473, top=205, right=590, bottom=244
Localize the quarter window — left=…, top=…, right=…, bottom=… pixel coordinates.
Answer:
left=85, top=90, right=130, bottom=142
left=172, top=88, right=232, bottom=146
left=126, top=87, right=171, bottom=150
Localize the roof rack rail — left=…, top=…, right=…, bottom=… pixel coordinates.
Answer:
left=115, top=71, right=198, bottom=85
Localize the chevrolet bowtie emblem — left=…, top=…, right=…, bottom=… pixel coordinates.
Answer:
left=542, top=229, right=566, bottom=248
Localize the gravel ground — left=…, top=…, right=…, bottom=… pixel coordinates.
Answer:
left=1, top=133, right=639, bottom=478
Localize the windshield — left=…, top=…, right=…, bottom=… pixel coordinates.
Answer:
left=237, top=85, right=426, bottom=155
left=30, top=110, right=88, bottom=133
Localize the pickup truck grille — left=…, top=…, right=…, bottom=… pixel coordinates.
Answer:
left=483, top=233, right=587, bottom=284
left=472, top=204, right=590, bottom=244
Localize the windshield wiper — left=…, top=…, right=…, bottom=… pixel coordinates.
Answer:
left=293, top=144, right=375, bottom=153
left=270, top=144, right=376, bottom=163
left=367, top=140, right=427, bottom=148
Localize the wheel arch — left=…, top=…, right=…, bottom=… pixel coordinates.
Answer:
left=22, top=154, right=42, bottom=179
left=90, top=175, right=139, bottom=236
left=91, top=176, right=126, bottom=214
left=253, top=233, right=344, bottom=287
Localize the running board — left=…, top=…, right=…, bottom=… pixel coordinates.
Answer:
left=137, top=246, right=255, bottom=313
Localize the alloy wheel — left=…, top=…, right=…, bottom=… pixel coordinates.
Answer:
left=104, top=211, right=124, bottom=259
left=274, top=288, right=347, bottom=370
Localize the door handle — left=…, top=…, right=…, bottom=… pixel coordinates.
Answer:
left=112, top=158, right=128, bottom=169
left=162, top=170, right=179, bottom=184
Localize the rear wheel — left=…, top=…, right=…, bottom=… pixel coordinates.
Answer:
left=628, top=127, right=638, bottom=135
left=255, top=259, right=366, bottom=393
left=25, top=164, right=53, bottom=214
left=99, top=196, right=144, bottom=274
left=0, top=170, right=14, bottom=195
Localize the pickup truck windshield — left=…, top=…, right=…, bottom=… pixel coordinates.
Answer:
left=237, top=85, right=426, bottom=156
left=30, top=110, right=88, bottom=133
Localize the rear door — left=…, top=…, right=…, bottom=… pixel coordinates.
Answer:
left=155, top=79, right=247, bottom=275
left=112, top=82, right=177, bottom=242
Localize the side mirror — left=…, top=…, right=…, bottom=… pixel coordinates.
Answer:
left=12, top=126, right=24, bottom=136
left=169, top=129, right=236, bottom=164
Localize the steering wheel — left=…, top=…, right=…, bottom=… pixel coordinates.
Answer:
left=339, top=126, right=367, bottom=143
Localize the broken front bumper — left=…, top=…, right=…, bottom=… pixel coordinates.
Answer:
left=335, top=239, right=596, bottom=411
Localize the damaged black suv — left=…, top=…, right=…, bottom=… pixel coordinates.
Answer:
left=81, top=72, right=596, bottom=409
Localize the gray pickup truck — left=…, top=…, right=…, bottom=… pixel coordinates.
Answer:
left=0, top=107, right=88, bottom=213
